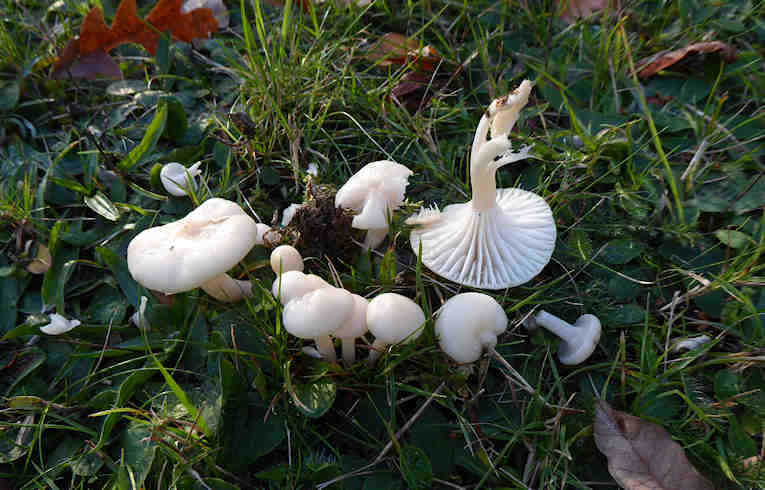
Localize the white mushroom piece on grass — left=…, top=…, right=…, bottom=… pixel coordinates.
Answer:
left=435, top=292, right=507, bottom=364
left=408, top=80, right=556, bottom=290
left=366, top=293, right=426, bottom=363
left=523, top=310, right=601, bottom=365
left=160, top=162, right=203, bottom=197
left=127, top=198, right=259, bottom=302
left=335, top=160, right=413, bottom=250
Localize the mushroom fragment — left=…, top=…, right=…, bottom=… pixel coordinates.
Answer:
left=524, top=310, right=601, bottom=365
left=40, top=313, right=81, bottom=335
left=127, top=198, right=258, bottom=302
left=366, top=293, right=426, bottom=362
left=409, top=80, right=556, bottom=289
left=335, top=160, right=413, bottom=250
left=160, top=162, right=202, bottom=197
left=435, top=293, right=507, bottom=363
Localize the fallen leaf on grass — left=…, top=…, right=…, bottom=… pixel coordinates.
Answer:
left=558, top=0, right=620, bottom=23
left=636, top=41, right=737, bottom=78
left=364, top=33, right=460, bottom=113
left=594, top=400, right=714, bottom=490
left=365, top=33, right=443, bottom=72
left=53, top=0, right=219, bottom=80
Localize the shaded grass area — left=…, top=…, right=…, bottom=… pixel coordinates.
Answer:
left=1, top=0, right=764, bottom=488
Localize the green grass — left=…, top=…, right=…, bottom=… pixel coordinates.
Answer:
left=1, top=0, right=764, bottom=488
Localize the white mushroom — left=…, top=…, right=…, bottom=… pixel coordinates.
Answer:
left=409, top=80, right=556, bottom=289
left=366, top=293, right=426, bottom=363
left=331, top=294, right=369, bottom=364
left=160, top=162, right=202, bottom=197
left=435, top=292, right=507, bottom=363
left=127, top=198, right=258, bottom=302
left=271, top=270, right=330, bottom=305
left=524, top=310, right=601, bottom=365
left=335, top=160, right=413, bottom=250
left=283, top=287, right=355, bottom=362
left=40, top=313, right=81, bottom=335
left=270, top=245, right=304, bottom=274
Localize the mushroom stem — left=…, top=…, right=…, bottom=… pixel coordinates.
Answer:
left=314, top=335, right=338, bottom=363
left=367, top=338, right=388, bottom=363
left=353, top=191, right=389, bottom=230
left=529, top=310, right=577, bottom=343
left=341, top=338, right=356, bottom=365
left=362, top=228, right=388, bottom=250
left=200, top=274, right=252, bottom=302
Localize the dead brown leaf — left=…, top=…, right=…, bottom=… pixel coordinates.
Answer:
left=53, top=0, right=219, bottom=80
left=557, top=0, right=620, bottom=24
left=636, top=41, right=737, bottom=78
left=364, top=33, right=442, bottom=73
left=594, top=400, right=715, bottom=490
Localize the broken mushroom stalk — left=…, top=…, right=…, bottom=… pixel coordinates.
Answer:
left=409, top=80, right=556, bottom=289
left=127, top=198, right=259, bottom=302
left=524, top=310, right=601, bottom=365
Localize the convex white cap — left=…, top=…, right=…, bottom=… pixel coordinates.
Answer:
left=366, top=293, right=426, bottom=362
left=435, top=292, right=507, bottom=363
left=160, top=162, right=202, bottom=197
left=409, top=80, right=556, bottom=289
left=271, top=270, right=330, bottom=305
left=127, top=198, right=258, bottom=301
left=335, top=160, right=413, bottom=250
left=270, top=245, right=304, bottom=275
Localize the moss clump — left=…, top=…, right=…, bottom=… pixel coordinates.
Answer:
left=289, top=180, right=361, bottom=263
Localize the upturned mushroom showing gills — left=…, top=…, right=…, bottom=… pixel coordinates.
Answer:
left=335, top=160, right=413, bottom=250
left=127, top=198, right=258, bottom=302
left=435, top=292, right=507, bottom=363
left=524, top=310, right=601, bottom=365
left=408, top=80, right=556, bottom=289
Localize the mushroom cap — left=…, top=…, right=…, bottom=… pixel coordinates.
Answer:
left=283, top=287, right=354, bottom=339
left=127, top=198, right=258, bottom=294
left=271, top=270, right=330, bottom=305
left=435, top=292, right=507, bottom=363
left=366, top=293, right=426, bottom=345
left=558, top=314, right=601, bottom=365
left=332, top=294, right=369, bottom=339
left=410, top=188, right=556, bottom=289
left=270, top=245, right=304, bottom=274
left=335, top=160, right=413, bottom=230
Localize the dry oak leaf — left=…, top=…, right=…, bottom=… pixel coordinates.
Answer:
left=53, top=0, right=218, bottom=79
left=594, top=400, right=715, bottom=490
left=636, top=41, right=737, bottom=78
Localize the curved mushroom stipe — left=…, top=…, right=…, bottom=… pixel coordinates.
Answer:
left=200, top=273, right=252, bottom=302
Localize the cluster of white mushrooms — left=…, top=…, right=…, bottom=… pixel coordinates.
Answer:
left=125, top=80, right=601, bottom=368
